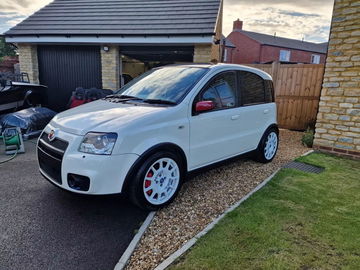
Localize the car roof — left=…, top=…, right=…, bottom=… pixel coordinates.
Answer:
left=162, top=63, right=273, bottom=80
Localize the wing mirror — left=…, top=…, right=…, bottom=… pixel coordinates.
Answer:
left=195, top=100, right=215, bottom=113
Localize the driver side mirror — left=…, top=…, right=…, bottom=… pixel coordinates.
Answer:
left=195, top=100, right=215, bottom=113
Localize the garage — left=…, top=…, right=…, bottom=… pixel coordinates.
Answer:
left=5, top=0, right=223, bottom=112
left=121, top=45, right=195, bottom=83
left=38, top=45, right=102, bottom=111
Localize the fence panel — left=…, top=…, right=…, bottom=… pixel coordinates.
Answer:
left=245, top=63, right=324, bottom=130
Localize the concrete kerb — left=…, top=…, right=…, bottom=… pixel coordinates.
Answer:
left=300, top=150, right=314, bottom=157
left=114, top=211, right=156, bottom=270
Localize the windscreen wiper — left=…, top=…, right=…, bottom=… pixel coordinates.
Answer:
left=143, top=99, right=177, bottom=105
left=118, top=95, right=143, bottom=100
left=105, top=95, right=144, bottom=102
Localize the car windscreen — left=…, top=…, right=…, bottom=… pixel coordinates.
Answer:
left=116, top=67, right=208, bottom=104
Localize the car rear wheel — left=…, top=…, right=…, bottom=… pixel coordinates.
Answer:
left=128, top=151, right=183, bottom=210
left=254, top=128, right=279, bottom=163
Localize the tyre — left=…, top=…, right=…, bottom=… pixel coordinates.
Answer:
left=128, top=151, right=184, bottom=210
left=254, top=128, right=279, bottom=163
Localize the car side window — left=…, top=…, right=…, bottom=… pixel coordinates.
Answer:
left=264, top=80, right=275, bottom=103
left=198, top=72, right=237, bottom=111
left=202, top=87, right=222, bottom=109
left=239, top=71, right=266, bottom=106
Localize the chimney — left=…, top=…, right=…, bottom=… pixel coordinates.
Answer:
left=233, top=19, right=243, bottom=31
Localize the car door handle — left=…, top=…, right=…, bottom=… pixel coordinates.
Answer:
left=263, top=109, right=269, bottom=114
left=231, top=115, right=240, bottom=120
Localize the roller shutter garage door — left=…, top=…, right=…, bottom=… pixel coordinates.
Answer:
left=38, top=45, right=102, bottom=112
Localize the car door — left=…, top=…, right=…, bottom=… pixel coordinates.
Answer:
left=235, top=71, right=276, bottom=151
left=189, top=71, right=245, bottom=169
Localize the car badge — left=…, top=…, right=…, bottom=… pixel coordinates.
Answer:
left=48, top=130, right=56, bottom=142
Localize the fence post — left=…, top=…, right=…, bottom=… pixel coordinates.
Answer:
left=271, top=61, right=280, bottom=89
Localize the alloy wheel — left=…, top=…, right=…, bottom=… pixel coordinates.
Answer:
left=143, top=158, right=180, bottom=205
left=264, top=132, right=278, bottom=160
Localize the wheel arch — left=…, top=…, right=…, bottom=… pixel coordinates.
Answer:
left=257, top=123, right=279, bottom=148
left=121, top=143, right=188, bottom=194
left=266, top=123, right=279, bottom=134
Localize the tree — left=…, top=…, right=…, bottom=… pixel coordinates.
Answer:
left=0, top=36, right=17, bottom=62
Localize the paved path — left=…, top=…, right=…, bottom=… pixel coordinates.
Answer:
left=0, top=140, right=148, bottom=270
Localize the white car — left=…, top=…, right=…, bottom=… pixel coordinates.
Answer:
left=37, top=64, right=278, bottom=210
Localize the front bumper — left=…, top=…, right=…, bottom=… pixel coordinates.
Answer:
left=37, top=126, right=139, bottom=195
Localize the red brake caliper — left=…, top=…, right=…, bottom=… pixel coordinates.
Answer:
left=145, top=171, right=153, bottom=195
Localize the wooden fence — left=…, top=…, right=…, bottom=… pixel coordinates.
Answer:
left=245, top=62, right=325, bottom=130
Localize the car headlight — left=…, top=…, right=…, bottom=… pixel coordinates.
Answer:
left=79, top=132, right=117, bottom=155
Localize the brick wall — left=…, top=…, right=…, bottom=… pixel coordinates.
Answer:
left=227, top=32, right=261, bottom=64
left=17, top=44, right=39, bottom=83
left=260, top=45, right=327, bottom=64
left=0, top=56, right=18, bottom=73
left=101, top=45, right=119, bottom=90
left=194, top=0, right=222, bottom=63
left=314, top=0, right=360, bottom=159
left=194, top=44, right=213, bottom=63
left=227, top=31, right=326, bottom=64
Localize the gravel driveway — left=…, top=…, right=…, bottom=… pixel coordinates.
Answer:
left=126, top=129, right=309, bottom=270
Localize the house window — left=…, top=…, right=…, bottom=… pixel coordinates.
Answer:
left=279, top=50, right=291, bottom=62
left=311, top=54, right=320, bottom=64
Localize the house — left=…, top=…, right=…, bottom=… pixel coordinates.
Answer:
left=226, top=19, right=328, bottom=64
left=221, top=35, right=236, bottom=63
left=4, top=0, right=223, bottom=111
left=313, top=0, right=360, bottom=159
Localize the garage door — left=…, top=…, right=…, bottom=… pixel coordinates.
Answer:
left=120, top=46, right=194, bottom=62
left=38, top=45, right=102, bottom=111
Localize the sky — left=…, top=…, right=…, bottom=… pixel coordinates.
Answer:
left=0, top=0, right=334, bottom=43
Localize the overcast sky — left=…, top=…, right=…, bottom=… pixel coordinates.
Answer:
left=1, top=0, right=334, bottom=43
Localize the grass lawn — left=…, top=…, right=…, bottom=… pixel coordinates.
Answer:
left=170, top=153, right=360, bottom=270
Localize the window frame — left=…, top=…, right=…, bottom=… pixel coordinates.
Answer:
left=279, top=50, right=291, bottom=62
left=311, top=54, right=320, bottom=64
left=192, top=70, right=239, bottom=115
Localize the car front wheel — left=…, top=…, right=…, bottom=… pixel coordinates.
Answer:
left=128, top=151, right=183, bottom=210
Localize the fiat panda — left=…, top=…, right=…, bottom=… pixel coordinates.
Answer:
left=37, top=64, right=278, bottom=210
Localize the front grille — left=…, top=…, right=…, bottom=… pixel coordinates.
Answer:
left=37, top=132, right=69, bottom=185
left=40, top=132, right=68, bottom=151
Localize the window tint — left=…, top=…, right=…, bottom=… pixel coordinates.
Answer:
left=240, top=71, right=266, bottom=105
left=264, top=80, right=275, bottom=103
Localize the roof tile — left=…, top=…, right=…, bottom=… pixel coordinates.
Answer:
left=5, top=0, right=221, bottom=36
